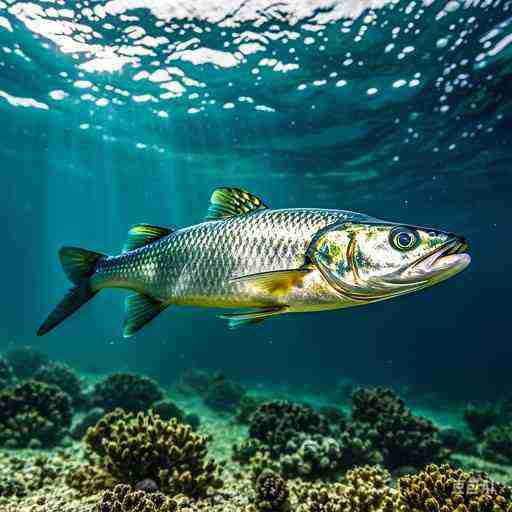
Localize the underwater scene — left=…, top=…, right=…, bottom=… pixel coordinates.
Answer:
left=1, top=0, right=512, bottom=510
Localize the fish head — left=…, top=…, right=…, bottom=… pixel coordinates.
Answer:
left=308, top=220, right=470, bottom=303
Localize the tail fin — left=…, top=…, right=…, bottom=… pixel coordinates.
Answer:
left=37, top=247, right=105, bottom=336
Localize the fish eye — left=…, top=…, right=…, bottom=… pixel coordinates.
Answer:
left=389, top=227, right=420, bottom=251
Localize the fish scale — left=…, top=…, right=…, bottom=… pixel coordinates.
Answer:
left=94, top=208, right=356, bottom=307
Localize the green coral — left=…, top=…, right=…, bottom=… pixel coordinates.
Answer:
left=97, top=484, right=177, bottom=512
left=0, top=380, right=72, bottom=447
left=4, top=346, right=48, bottom=379
left=90, top=373, right=164, bottom=412
left=253, top=469, right=290, bottom=512
left=33, top=362, right=84, bottom=407
left=79, top=409, right=222, bottom=498
left=480, top=423, right=512, bottom=464
left=396, top=463, right=512, bottom=512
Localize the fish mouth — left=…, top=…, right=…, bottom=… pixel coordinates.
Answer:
left=403, top=236, right=471, bottom=284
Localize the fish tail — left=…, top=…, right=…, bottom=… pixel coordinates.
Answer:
left=37, top=247, right=106, bottom=336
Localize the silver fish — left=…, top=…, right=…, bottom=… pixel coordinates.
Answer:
left=37, top=187, right=470, bottom=336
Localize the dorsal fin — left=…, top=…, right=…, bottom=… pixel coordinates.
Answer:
left=123, top=224, right=174, bottom=253
left=205, top=187, right=268, bottom=221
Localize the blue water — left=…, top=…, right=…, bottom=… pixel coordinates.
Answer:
left=1, top=0, right=511, bottom=402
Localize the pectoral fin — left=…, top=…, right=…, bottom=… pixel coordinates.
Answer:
left=219, top=306, right=287, bottom=329
left=123, top=293, right=168, bottom=337
left=231, top=268, right=312, bottom=296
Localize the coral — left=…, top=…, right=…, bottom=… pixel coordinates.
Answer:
left=176, top=369, right=212, bottom=396
left=464, top=403, right=501, bottom=438
left=253, top=469, right=290, bottom=512
left=0, top=380, right=72, bottom=447
left=295, top=465, right=395, bottom=512
left=71, top=408, right=106, bottom=440
left=280, top=434, right=345, bottom=478
left=83, top=409, right=223, bottom=498
left=249, top=401, right=330, bottom=456
left=90, top=373, right=164, bottom=412
left=349, top=387, right=446, bottom=470
left=338, top=423, right=383, bottom=469
left=237, top=400, right=378, bottom=478
left=396, top=463, right=512, bottom=512
left=203, top=372, right=245, bottom=413
left=67, top=464, right=118, bottom=495
left=481, top=424, right=512, bottom=464
left=152, top=400, right=184, bottom=422
left=97, top=484, right=177, bottom=512
left=0, top=476, right=26, bottom=498
left=0, top=356, right=14, bottom=388
left=318, top=406, right=347, bottom=431
left=33, top=362, right=84, bottom=406
left=4, top=346, right=48, bottom=379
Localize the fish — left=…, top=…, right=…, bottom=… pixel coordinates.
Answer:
left=37, top=187, right=471, bottom=337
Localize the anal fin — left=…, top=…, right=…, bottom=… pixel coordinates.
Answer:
left=219, top=306, right=287, bottom=329
left=123, top=293, right=168, bottom=337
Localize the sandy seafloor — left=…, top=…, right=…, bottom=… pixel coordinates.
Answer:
left=1, top=374, right=511, bottom=512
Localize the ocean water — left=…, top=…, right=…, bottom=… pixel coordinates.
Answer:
left=0, top=0, right=512, bottom=508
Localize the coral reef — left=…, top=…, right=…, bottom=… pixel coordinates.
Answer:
left=396, top=463, right=512, bottom=511
left=4, top=346, right=48, bottom=380
left=249, top=401, right=330, bottom=454
left=90, top=373, right=164, bottom=412
left=97, top=483, right=177, bottom=512
left=295, top=465, right=395, bottom=512
left=80, top=409, right=223, bottom=498
left=349, top=387, right=446, bottom=470
left=33, top=362, right=84, bottom=407
left=464, top=403, right=501, bottom=438
left=252, top=469, right=290, bottom=512
left=481, top=424, right=512, bottom=465
left=0, top=380, right=72, bottom=447
left=236, top=399, right=385, bottom=478
left=0, top=356, right=14, bottom=388
left=203, top=372, right=246, bottom=413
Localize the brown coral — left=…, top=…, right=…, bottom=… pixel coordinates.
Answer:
left=396, top=463, right=512, bottom=512
left=82, top=409, right=222, bottom=498
left=97, top=483, right=177, bottom=512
